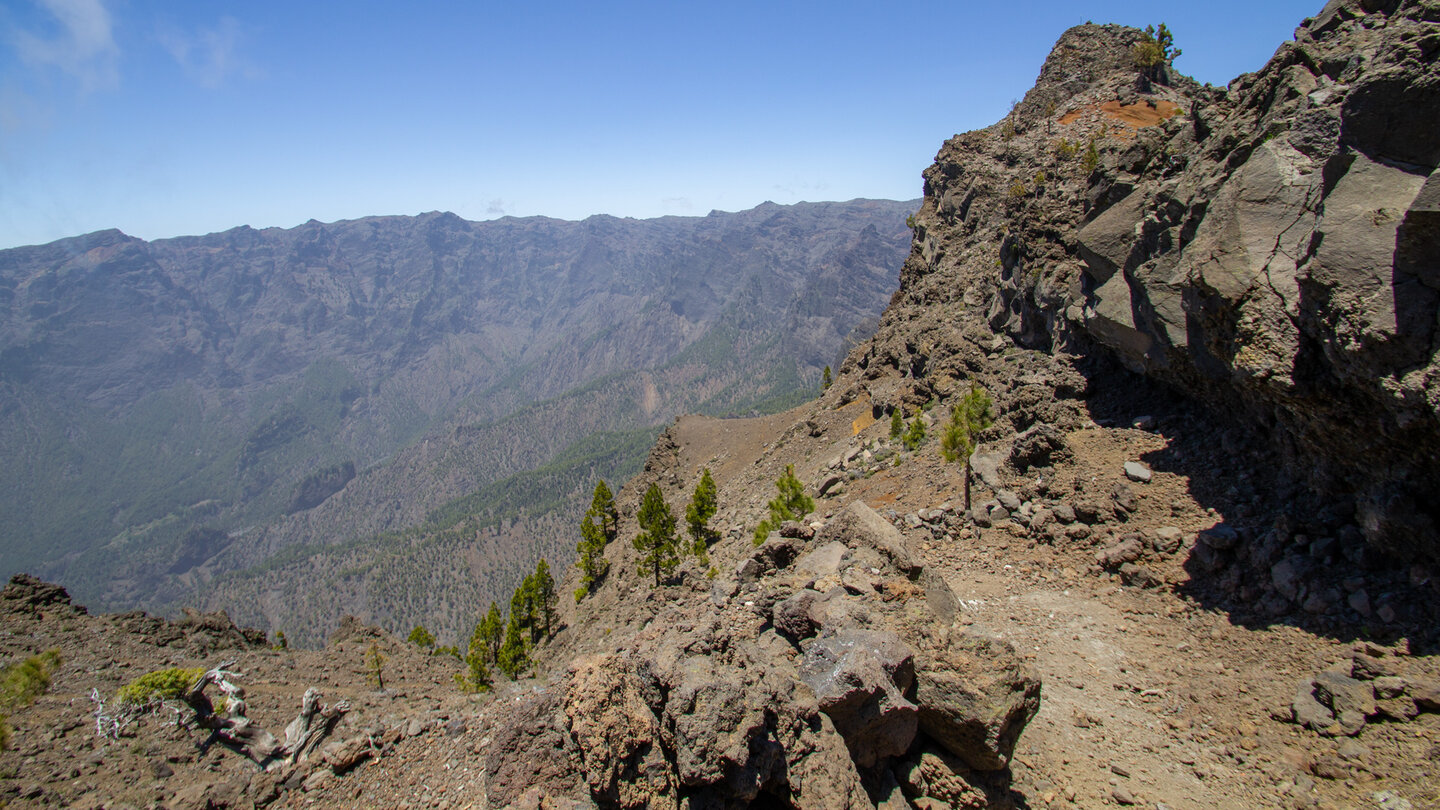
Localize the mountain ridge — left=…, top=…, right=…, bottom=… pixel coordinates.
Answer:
left=0, top=198, right=916, bottom=634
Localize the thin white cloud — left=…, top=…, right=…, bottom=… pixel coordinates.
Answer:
left=485, top=198, right=507, bottom=215
left=11, top=0, right=119, bottom=91
left=661, top=197, right=693, bottom=213
left=158, top=16, right=260, bottom=88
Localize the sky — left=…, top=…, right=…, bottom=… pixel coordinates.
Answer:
left=1, top=0, right=1326, bottom=249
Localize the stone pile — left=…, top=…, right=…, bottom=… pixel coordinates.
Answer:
left=1289, top=640, right=1440, bottom=739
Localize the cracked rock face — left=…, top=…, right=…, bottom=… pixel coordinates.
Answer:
left=1071, top=3, right=1440, bottom=561
left=865, top=0, right=1440, bottom=563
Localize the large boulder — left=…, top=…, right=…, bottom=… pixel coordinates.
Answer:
left=913, top=629, right=1042, bottom=770
left=814, top=501, right=921, bottom=578
left=565, top=656, right=674, bottom=808
left=799, top=630, right=918, bottom=767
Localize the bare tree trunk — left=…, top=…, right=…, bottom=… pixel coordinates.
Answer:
left=181, top=664, right=350, bottom=770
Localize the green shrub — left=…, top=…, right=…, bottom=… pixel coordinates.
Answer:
left=1082, top=138, right=1100, bottom=175
left=407, top=625, right=436, bottom=650
left=115, top=667, right=205, bottom=708
left=0, top=649, right=62, bottom=712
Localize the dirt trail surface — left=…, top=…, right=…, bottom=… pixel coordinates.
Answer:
left=664, top=397, right=1440, bottom=810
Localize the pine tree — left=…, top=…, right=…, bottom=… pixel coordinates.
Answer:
left=512, top=575, right=538, bottom=644
left=754, top=464, right=815, bottom=544
left=903, top=412, right=927, bottom=451
left=591, top=480, right=619, bottom=543
left=532, top=559, right=557, bottom=641
left=685, top=468, right=719, bottom=561
left=889, top=409, right=904, bottom=441
left=633, top=483, right=678, bottom=586
left=458, top=648, right=492, bottom=693
left=1082, top=136, right=1100, bottom=176
left=822, top=365, right=833, bottom=390
left=478, top=602, right=503, bottom=663
left=1132, top=23, right=1181, bottom=81
left=497, top=613, right=529, bottom=679
left=459, top=621, right=493, bottom=692
left=574, top=510, right=609, bottom=602
left=939, top=385, right=995, bottom=511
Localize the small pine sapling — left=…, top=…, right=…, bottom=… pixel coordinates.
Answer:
left=478, top=602, right=503, bottom=663
left=1082, top=137, right=1100, bottom=176
left=939, top=385, right=995, bottom=511
left=497, top=613, right=529, bottom=679
left=1132, top=23, right=1181, bottom=81
left=459, top=621, right=493, bottom=692
left=591, top=480, right=619, bottom=543
left=889, top=409, right=904, bottom=441
left=512, top=573, right=541, bottom=644
left=574, top=510, right=610, bottom=601
left=754, top=464, right=814, bottom=545
left=532, top=559, right=557, bottom=641
left=364, top=642, right=386, bottom=691
left=903, top=413, right=927, bottom=451
left=684, top=468, right=720, bottom=564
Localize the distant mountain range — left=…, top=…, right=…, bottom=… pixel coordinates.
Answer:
left=0, top=199, right=916, bottom=643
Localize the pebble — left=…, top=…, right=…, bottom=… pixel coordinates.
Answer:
left=1373, top=790, right=1414, bottom=810
left=1111, top=785, right=1137, bottom=805
left=1336, top=738, right=1369, bottom=760
left=1123, top=461, right=1152, bottom=483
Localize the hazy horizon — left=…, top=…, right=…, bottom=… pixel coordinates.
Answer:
left=3, top=0, right=1322, bottom=250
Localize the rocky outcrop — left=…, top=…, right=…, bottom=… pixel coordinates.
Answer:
left=849, top=0, right=1440, bottom=564
left=0, top=573, right=82, bottom=615
left=478, top=500, right=1039, bottom=808
left=1068, top=0, right=1440, bottom=562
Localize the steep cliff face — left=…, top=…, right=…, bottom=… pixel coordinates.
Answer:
left=853, top=0, right=1440, bottom=563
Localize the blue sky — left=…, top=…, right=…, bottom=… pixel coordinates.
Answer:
left=2, top=0, right=1324, bottom=249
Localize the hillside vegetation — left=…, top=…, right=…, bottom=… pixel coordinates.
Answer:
left=0, top=199, right=915, bottom=641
